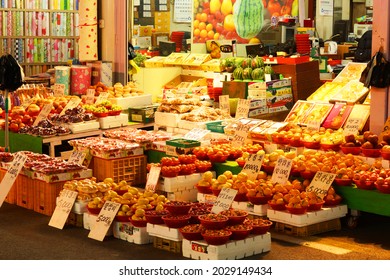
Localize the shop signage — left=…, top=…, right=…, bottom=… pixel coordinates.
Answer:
left=271, top=157, right=293, bottom=185
left=306, top=171, right=336, bottom=199
left=219, top=95, right=230, bottom=115
left=242, top=153, right=264, bottom=181
left=184, top=128, right=210, bottom=141
left=145, top=166, right=161, bottom=193
left=211, top=187, right=237, bottom=214
left=235, top=99, right=250, bottom=119
left=0, top=152, right=27, bottom=207
left=95, top=91, right=110, bottom=105
left=88, top=201, right=121, bottom=241
left=343, top=118, right=361, bottom=136
left=33, top=103, right=53, bottom=126
left=48, top=189, right=78, bottom=229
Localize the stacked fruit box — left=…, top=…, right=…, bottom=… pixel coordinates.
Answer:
left=112, top=221, right=153, bottom=245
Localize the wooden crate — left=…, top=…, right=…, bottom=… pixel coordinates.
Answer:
left=1, top=168, right=17, bottom=204
left=91, top=155, right=147, bottom=186
left=273, top=218, right=341, bottom=237
left=16, top=174, right=34, bottom=209
left=153, top=236, right=182, bottom=253
left=33, top=180, right=65, bottom=216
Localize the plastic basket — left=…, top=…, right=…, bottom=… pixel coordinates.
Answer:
left=16, top=174, right=34, bottom=209
left=91, top=155, right=147, bottom=186
left=205, top=121, right=226, bottom=133
left=33, top=180, right=66, bottom=216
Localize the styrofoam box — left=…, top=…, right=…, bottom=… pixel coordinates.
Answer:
left=112, top=221, right=153, bottom=244
left=154, top=112, right=181, bottom=128
left=177, top=120, right=210, bottom=130
left=158, top=172, right=216, bottom=193
left=109, top=94, right=153, bottom=109
left=56, top=198, right=88, bottom=214
left=182, top=233, right=271, bottom=260
left=197, top=193, right=217, bottom=205
left=146, top=223, right=183, bottom=241
left=232, top=201, right=269, bottom=217
left=99, top=114, right=129, bottom=129
left=83, top=212, right=113, bottom=236
left=165, top=188, right=199, bottom=202
left=267, top=205, right=348, bottom=227
left=68, top=121, right=100, bottom=133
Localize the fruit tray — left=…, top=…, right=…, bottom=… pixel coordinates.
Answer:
left=182, top=233, right=271, bottom=260
left=112, top=221, right=153, bottom=244
left=68, top=121, right=100, bottom=134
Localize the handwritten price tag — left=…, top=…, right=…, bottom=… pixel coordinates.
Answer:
left=0, top=152, right=27, bottom=207
left=145, top=166, right=161, bottom=193
left=232, top=124, right=249, bottom=147
left=306, top=171, right=336, bottom=199
left=95, top=92, right=110, bottom=105
left=21, top=98, right=33, bottom=109
left=53, top=84, right=65, bottom=97
left=85, top=89, right=96, bottom=105
left=242, top=153, right=264, bottom=181
left=211, top=188, right=238, bottom=214
left=235, top=99, right=250, bottom=119
left=88, top=201, right=121, bottom=241
left=48, top=190, right=78, bottom=229
left=306, top=120, right=321, bottom=131
left=68, top=150, right=86, bottom=165
left=219, top=95, right=230, bottom=115
left=59, top=97, right=81, bottom=116
left=33, top=103, right=53, bottom=126
left=271, top=157, right=293, bottom=185
left=184, top=128, right=210, bottom=141
left=343, top=118, right=361, bottom=136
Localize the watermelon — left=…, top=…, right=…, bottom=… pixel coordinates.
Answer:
left=233, top=67, right=244, bottom=80
left=251, top=56, right=265, bottom=69
left=242, top=67, right=253, bottom=80
left=251, top=68, right=265, bottom=81
left=264, top=65, right=274, bottom=74
left=233, top=0, right=264, bottom=39
left=240, top=58, right=252, bottom=69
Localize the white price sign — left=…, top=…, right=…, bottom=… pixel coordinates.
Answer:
left=95, top=92, right=110, bottom=105
left=85, top=89, right=96, bottom=105
left=343, top=118, right=361, bottom=136
left=211, top=188, right=238, bottom=214
left=242, top=153, right=264, bottom=181
left=235, top=99, right=250, bottom=119
left=184, top=128, right=210, bottom=141
left=33, top=103, right=53, bottom=126
left=68, top=150, right=86, bottom=165
left=219, top=95, right=230, bottom=115
left=59, top=97, right=81, bottom=116
left=0, top=152, right=27, bottom=207
left=306, top=120, right=321, bottom=131
left=88, top=201, right=121, bottom=241
left=232, top=124, right=249, bottom=147
left=271, top=157, right=293, bottom=184
left=48, top=189, right=78, bottom=229
left=306, top=171, right=336, bottom=199
left=21, top=98, right=33, bottom=109
left=145, top=166, right=161, bottom=193
left=53, top=83, right=65, bottom=97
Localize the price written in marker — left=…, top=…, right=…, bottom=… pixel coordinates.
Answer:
left=211, top=188, right=238, bottom=214
left=68, top=150, right=86, bottom=165
left=219, top=95, right=230, bottom=115
left=88, top=201, right=121, bottom=241
left=0, top=152, right=27, bottom=207
left=184, top=128, right=210, bottom=141
left=59, top=97, right=81, bottom=116
left=306, top=171, right=336, bottom=199
left=53, top=84, right=65, bottom=97
left=85, top=89, right=96, bottom=105
left=145, top=166, right=161, bottom=193
left=306, top=119, right=321, bottom=131
left=232, top=124, right=249, bottom=147
left=95, top=92, right=110, bottom=105
left=271, top=157, right=293, bottom=185
left=235, top=99, right=250, bottom=119
left=48, top=189, right=78, bottom=229
left=242, top=153, right=264, bottom=181
left=343, top=118, right=361, bottom=136
left=21, top=98, right=33, bottom=109
left=33, top=103, right=53, bottom=126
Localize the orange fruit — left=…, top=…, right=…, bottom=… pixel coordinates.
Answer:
left=193, top=19, right=200, bottom=29
left=249, top=37, right=261, bottom=44
left=195, top=13, right=202, bottom=21
left=200, top=29, right=208, bottom=38
left=200, top=12, right=208, bottom=22
left=193, top=28, right=200, bottom=37
left=214, top=32, right=220, bottom=40
left=224, top=14, right=235, bottom=32
left=206, top=23, right=213, bottom=32
left=207, top=30, right=215, bottom=39
left=198, top=22, right=206, bottom=30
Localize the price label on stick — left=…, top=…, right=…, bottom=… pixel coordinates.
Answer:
left=145, top=166, right=161, bottom=193
left=53, top=84, right=65, bottom=97
left=232, top=124, right=249, bottom=147
left=68, top=150, right=86, bottom=165
left=0, top=152, right=27, bottom=207
left=242, top=153, right=264, bottom=181
left=306, top=171, right=336, bottom=199
left=219, top=95, right=230, bottom=115
left=21, top=98, right=33, bottom=109
left=211, top=188, right=238, bottom=214
left=59, top=97, right=81, bottom=116
left=343, top=118, right=361, bottom=136
left=33, top=103, right=52, bottom=126
left=48, top=189, right=78, bottom=229
left=235, top=99, right=250, bottom=119
left=184, top=128, right=210, bottom=141
left=88, top=201, right=121, bottom=241
left=85, top=89, right=96, bottom=105
left=271, top=157, right=293, bottom=185
left=95, top=91, right=110, bottom=105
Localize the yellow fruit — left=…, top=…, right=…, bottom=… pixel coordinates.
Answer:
left=224, top=14, right=236, bottom=32
left=221, top=0, right=233, bottom=16
left=135, top=208, right=145, bottom=217
left=210, top=0, right=221, bottom=14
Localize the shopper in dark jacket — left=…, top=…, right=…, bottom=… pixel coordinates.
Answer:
left=354, top=30, right=372, bottom=62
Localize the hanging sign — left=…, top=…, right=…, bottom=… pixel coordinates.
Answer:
left=184, top=128, right=210, bottom=141
left=271, top=157, right=293, bottom=185
left=0, top=152, right=27, bottom=207
left=145, top=166, right=161, bottom=193
left=88, top=201, right=121, bottom=241
left=33, top=103, right=53, bottom=126
left=242, top=153, right=265, bottom=181
left=48, top=189, right=78, bottom=229
left=235, top=99, right=250, bottom=119
left=219, top=95, right=230, bottom=115
left=306, top=171, right=336, bottom=199
left=211, top=187, right=238, bottom=214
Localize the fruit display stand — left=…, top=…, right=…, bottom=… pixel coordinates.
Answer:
left=112, top=221, right=153, bottom=245
left=182, top=233, right=271, bottom=260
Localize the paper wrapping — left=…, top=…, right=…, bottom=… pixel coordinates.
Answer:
left=71, top=65, right=91, bottom=95
left=87, top=61, right=113, bottom=86
left=55, top=66, right=71, bottom=95
left=78, top=0, right=98, bottom=62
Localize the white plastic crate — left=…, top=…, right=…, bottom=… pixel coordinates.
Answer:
left=83, top=212, right=113, bottom=236
left=164, top=188, right=199, bottom=202
left=68, top=121, right=100, bottom=133
left=232, top=201, right=269, bottom=216
left=154, top=112, right=181, bottom=128
left=182, top=233, right=271, bottom=260
left=146, top=223, right=183, bottom=241
left=112, top=221, right=153, bottom=244
left=158, top=173, right=215, bottom=193
left=267, top=205, right=348, bottom=227
left=109, top=94, right=153, bottom=108
left=99, top=114, right=129, bottom=129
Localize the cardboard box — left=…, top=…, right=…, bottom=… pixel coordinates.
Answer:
left=86, top=61, right=113, bottom=87
left=182, top=53, right=212, bottom=70
left=144, top=56, right=167, bottom=68
left=163, top=52, right=190, bottom=66
left=131, top=36, right=151, bottom=49
left=163, top=74, right=205, bottom=94
left=128, top=104, right=159, bottom=123
left=165, top=138, right=201, bottom=157
left=152, top=32, right=169, bottom=48
left=201, top=59, right=224, bottom=72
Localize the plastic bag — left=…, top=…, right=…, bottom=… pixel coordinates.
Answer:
left=128, top=43, right=137, bottom=60
left=360, top=51, right=390, bottom=88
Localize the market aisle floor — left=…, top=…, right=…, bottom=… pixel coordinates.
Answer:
left=1, top=202, right=390, bottom=260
